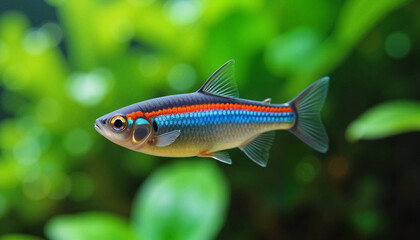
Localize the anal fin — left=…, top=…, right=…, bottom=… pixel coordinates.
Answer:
left=239, top=131, right=275, bottom=167
left=198, top=151, right=232, bottom=165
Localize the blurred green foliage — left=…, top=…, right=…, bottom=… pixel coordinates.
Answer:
left=0, top=235, right=43, bottom=240
left=0, top=0, right=419, bottom=239
left=132, top=161, right=228, bottom=240
left=44, top=160, right=227, bottom=240
left=46, top=212, right=137, bottom=240
left=346, top=101, right=420, bottom=141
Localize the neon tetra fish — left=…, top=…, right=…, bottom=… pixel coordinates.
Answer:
left=95, top=60, right=329, bottom=166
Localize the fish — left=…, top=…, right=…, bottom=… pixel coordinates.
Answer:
left=94, top=60, right=329, bottom=167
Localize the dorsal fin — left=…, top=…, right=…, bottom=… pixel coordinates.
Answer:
left=264, top=98, right=272, bottom=104
left=197, top=59, right=239, bottom=98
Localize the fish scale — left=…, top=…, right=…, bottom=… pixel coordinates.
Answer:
left=143, top=105, right=295, bottom=158
left=95, top=59, right=329, bottom=167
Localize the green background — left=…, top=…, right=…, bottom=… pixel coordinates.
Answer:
left=0, top=0, right=420, bottom=239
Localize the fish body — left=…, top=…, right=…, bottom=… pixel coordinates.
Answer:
left=95, top=60, right=329, bottom=166
left=130, top=93, right=294, bottom=158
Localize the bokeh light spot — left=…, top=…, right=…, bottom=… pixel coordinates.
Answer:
left=164, top=0, right=202, bottom=26
left=17, top=163, right=41, bottom=183
left=385, top=32, right=411, bottom=59
left=295, top=162, right=315, bottom=183
left=295, top=156, right=321, bottom=183
left=111, top=19, right=135, bottom=43
left=356, top=177, right=382, bottom=205
left=67, top=68, right=114, bottom=107
left=13, top=136, right=41, bottom=165
left=22, top=174, right=51, bottom=200
left=27, top=125, right=51, bottom=152
left=22, top=28, right=52, bottom=55
left=265, top=28, right=321, bottom=75
left=63, top=129, right=92, bottom=156
left=167, top=63, right=196, bottom=91
left=36, top=98, right=62, bottom=124
left=327, top=156, right=350, bottom=179
left=40, top=22, right=63, bottom=46
left=351, top=209, right=381, bottom=235
left=48, top=173, right=72, bottom=200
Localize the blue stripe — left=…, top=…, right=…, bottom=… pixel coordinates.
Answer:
left=154, top=110, right=295, bottom=128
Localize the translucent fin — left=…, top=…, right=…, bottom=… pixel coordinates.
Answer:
left=155, top=130, right=181, bottom=147
left=288, top=77, right=329, bottom=153
left=198, top=151, right=232, bottom=164
left=197, top=59, right=239, bottom=98
left=239, top=131, right=275, bottom=167
left=264, top=98, right=272, bottom=104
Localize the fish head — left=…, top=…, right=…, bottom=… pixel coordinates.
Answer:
left=95, top=105, right=153, bottom=151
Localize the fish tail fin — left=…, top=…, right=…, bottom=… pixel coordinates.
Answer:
left=288, top=77, right=329, bottom=153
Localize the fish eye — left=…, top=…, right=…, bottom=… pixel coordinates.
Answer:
left=110, top=116, right=127, bottom=132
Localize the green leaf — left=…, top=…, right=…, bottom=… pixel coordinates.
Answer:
left=336, top=0, right=409, bottom=45
left=45, top=212, right=138, bottom=240
left=282, top=0, right=410, bottom=99
left=265, top=27, right=322, bottom=76
left=132, top=160, right=229, bottom=240
left=0, top=235, right=43, bottom=240
left=346, top=101, right=420, bottom=141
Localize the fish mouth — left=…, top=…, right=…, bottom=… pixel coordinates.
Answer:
left=94, top=120, right=104, bottom=134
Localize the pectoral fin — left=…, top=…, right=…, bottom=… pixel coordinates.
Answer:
left=239, top=131, right=275, bottom=167
left=198, top=151, right=232, bottom=164
left=155, top=130, right=181, bottom=147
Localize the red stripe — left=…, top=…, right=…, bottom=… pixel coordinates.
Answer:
left=126, top=103, right=293, bottom=119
